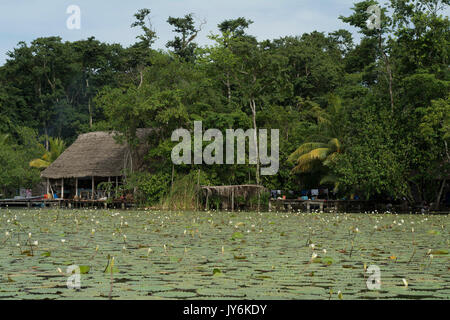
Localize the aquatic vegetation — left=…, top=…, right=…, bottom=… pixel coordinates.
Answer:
left=0, top=208, right=448, bottom=300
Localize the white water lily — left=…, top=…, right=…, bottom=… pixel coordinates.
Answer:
left=310, top=243, right=315, bottom=249
left=402, top=279, right=408, bottom=287
left=5, top=231, right=9, bottom=237
left=311, top=253, right=318, bottom=260
left=28, top=232, right=32, bottom=238
left=323, top=249, right=327, bottom=254
left=33, top=240, right=38, bottom=246
left=61, top=239, right=66, bottom=243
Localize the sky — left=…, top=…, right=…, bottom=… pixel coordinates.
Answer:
left=0, top=0, right=368, bottom=65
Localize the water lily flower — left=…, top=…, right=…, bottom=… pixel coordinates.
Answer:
left=5, top=231, right=9, bottom=237
left=402, top=279, right=408, bottom=287
left=33, top=240, right=38, bottom=246
left=311, top=253, right=318, bottom=260
left=28, top=232, right=32, bottom=238
left=310, top=243, right=315, bottom=249
left=61, top=239, right=66, bottom=243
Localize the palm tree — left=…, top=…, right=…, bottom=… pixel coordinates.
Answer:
left=288, top=95, right=343, bottom=189
left=0, top=133, right=10, bottom=145
left=29, top=137, right=66, bottom=169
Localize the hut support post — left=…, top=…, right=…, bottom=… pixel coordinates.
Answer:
left=75, top=178, right=78, bottom=197
left=91, top=176, right=95, bottom=200
left=231, top=189, right=234, bottom=212
left=46, top=178, right=49, bottom=195
left=108, top=177, right=111, bottom=198
left=61, top=178, right=64, bottom=200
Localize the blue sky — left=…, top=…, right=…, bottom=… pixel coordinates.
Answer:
left=0, top=1, right=366, bottom=64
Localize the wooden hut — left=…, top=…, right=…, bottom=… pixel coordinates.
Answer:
left=201, top=184, right=267, bottom=211
left=41, top=129, right=151, bottom=201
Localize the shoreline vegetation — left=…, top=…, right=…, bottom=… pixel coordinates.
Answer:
left=1, top=1, right=449, bottom=210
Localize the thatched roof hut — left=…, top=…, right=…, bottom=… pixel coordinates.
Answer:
left=41, top=129, right=152, bottom=179
left=200, top=184, right=268, bottom=211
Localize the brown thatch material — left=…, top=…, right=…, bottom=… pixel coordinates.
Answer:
left=201, top=184, right=267, bottom=198
left=41, top=129, right=152, bottom=179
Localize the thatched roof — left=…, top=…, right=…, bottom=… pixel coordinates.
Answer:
left=201, top=184, right=267, bottom=198
left=41, top=129, right=152, bottom=179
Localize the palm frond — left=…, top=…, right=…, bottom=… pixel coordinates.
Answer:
left=291, top=160, right=315, bottom=174
left=294, top=147, right=330, bottom=172
left=0, top=134, right=10, bottom=145
left=322, top=151, right=339, bottom=166
left=29, top=158, right=51, bottom=169
left=319, top=174, right=338, bottom=185
left=288, top=142, right=328, bottom=163
left=328, top=138, right=341, bottom=152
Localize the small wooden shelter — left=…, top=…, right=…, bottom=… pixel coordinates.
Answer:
left=41, top=129, right=151, bottom=200
left=201, top=184, right=267, bottom=211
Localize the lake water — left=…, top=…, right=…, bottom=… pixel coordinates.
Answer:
left=0, top=209, right=448, bottom=299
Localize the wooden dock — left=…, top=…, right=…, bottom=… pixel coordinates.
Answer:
left=0, top=198, right=134, bottom=209
left=268, top=199, right=408, bottom=213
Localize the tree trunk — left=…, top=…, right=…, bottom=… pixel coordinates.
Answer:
left=434, top=179, right=446, bottom=211
left=138, top=69, right=144, bottom=89
left=250, top=99, right=260, bottom=185
left=88, top=99, right=93, bottom=128
left=226, top=73, right=231, bottom=103
left=379, top=33, right=394, bottom=112
left=44, top=125, right=49, bottom=151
